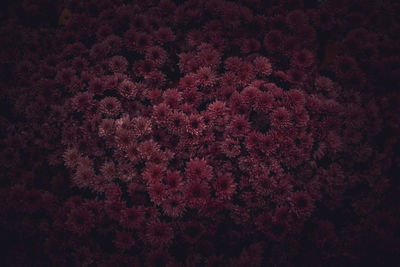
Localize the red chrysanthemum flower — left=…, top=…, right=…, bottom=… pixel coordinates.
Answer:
left=152, top=103, right=171, bottom=125
left=220, top=137, right=241, bottom=158
left=66, top=207, right=94, bottom=234
left=184, top=181, right=210, bottom=208
left=118, top=79, right=138, bottom=99
left=63, top=147, right=81, bottom=169
left=138, top=139, right=160, bottom=160
left=72, top=92, right=93, bottom=111
left=120, top=207, right=145, bottom=230
left=145, top=221, right=174, bottom=247
left=115, top=128, right=134, bottom=150
left=161, top=194, right=186, bottom=218
left=214, top=172, right=237, bottom=200
left=264, top=30, right=283, bottom=50
left=254, top=91, right=274, bottom=113
left=72, top=165, right=95, bottom=189
left=185, top=158, right=213, bottom=181
left=133, top=116, right=152, bottom=138
left=145, top=46, right=167, bottom=66
left=114, top=231, right=135, bottom=251
left=163, top=88, right=182, bottom=108
left=146, top=249, right=172, bottom=267
left=227, top=115, right=250, bottom=137
left=143, top=163, right=165, bottom=183
left=165, top=170, right=184, bottom=192
left=98, top=118, right=115, bottom=137
left=100, top=97, right=121, bottom=117
left=108, top=55, right=128, bottom=73
left=290, top=191, right=315, bottom=218
left=270, top=107, right=292, bottom=129
left=196, top=66, right=217, bottom=87
left=167, top=111, right=187, bottom=134
left=186, top=114, right=205, bottom=135
left=100, top=161, right=116, bottom=181
left=253, top=56, right=273, bottom=76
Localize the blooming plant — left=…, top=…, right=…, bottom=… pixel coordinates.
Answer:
left=0, top=0, right=399, bottom=266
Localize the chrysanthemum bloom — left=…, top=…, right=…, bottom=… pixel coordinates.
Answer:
left=66, top=207, right=94, bottom=234
left=143, top=163, right=165, bottom=183
left=134, top=32, right=153, bottom=53
left=145, top=221, right=174, bottom=247
left=120, top=207, right=144, bottom=230
left=227, top=115, right=250, bottom=137
left=290, top=191, right=315, bottom=218
left=148, top=182, right=167, bottom=205
left=72, top=165, right=95, bottom=189
left=163, top=88, right=182, bottom=108
left=186, top=114, right=205, bottom=135
left=100, top=161, right=116, bottom=181
left=167, top=111, right=187, bottom=134
left=108, top=55, right=128, bottom=73
left=137, top=139, right=160, bottom=161
left=98, top=118, right=115, bottom=137
left=284, top=89, right=306, bottom=110
left=114, top=231, right=135, bottom=251
left=220, top=137, right=241, bottom=158
left=63, top=147, right=81, bottom=168
left=197, top=44, right=221, bottom=69
left=241, top=86, right=260, bottom=106
left=155, top=27, right=176, bottom=43
left=100, top=97, right=121, bottom=116
left=254, top=56, right=273, bottom=76
left=270, top=107, right=292, bottom=129
left=214, top=172, right=237, bottom=200
left=72, top=92, right=93, bottom=111
left=181, top=221, right=204, bottom=244
left=161, top=194, right=186, bottom=218
left=145, top=46, right=167, bottom=66
left=133, top=116, right=152, bottom=138
left=264, top=30, right=283, bottom=51
left=287, top=68, right=306, bottom=84
left=165, top=170, right=184, bottom=192
left=185, top=158, right=213, bottom=181
left=146, top=249, right=172, bottom=267
left=115, top=128, right=134, bottom=150
left=152, top=103, right=171, bottom=125
left=325, top=131, right=343, bottom=153
left=184, top=181, right=210, bottom=208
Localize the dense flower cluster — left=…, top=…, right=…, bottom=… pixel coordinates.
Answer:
left=1, top=0, right=399, bottom=266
